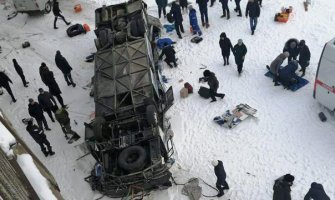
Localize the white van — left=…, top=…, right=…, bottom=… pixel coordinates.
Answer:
left=12, top=0, right=52, bottom=14
left=313, top=38, right=335, bottom=111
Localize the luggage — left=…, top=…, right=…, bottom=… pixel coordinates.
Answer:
left=167, top=13, right=174, bottom=23
left=198, top=86, right=211, bottom=99
left=318, top=112, right=327, bottom=122
left=191, top=36, right=203, bottom=44
left=22, top=41, right=30, bottom=48
left=184, top=82, right=193, bottom=94
left=180, top=88, right=189, bottom=98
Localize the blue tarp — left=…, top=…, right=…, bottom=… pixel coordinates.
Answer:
left=264, top=70, right=309, bottom=91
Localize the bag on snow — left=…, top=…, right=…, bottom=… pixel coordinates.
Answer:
left=167, top=13, right=174, bottom=23
left=191, top=36, right=203, bottom=44
left=67, top=24, right=86, bottom=37
left=184, top=82, right=193, bottom=93
left=318, top=112, right=327, bottom=122
left=198, top=86, right=211, bottom=99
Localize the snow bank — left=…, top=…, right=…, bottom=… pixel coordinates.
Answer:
left=17, top=154, right=57, bottom=200
left=0, top=120, right=16, bottom=156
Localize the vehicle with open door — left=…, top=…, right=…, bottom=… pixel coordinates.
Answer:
left=84, top=0, right=175, bottom=198
left=314, top=38, right=335, bottom=111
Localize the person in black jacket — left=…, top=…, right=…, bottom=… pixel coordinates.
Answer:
left=38, top=88, right=58, bottom=122
left=219, top=32, right=233, bottom=66
left=212, top=160, right=229, bottom=197
left=233, top=39, right=248, bottom=75
left=39, top=62, right=50, bottom=86
left=273, top=174, right=294, bottom=200
left=283, top=38, right=300, bottom=62
left=0, top=71, right=16, bottom=103
left=278, top=60, right=299, bottom=89
left=53, top=0, right=70, bottom=29
left=245, top=0, right=260, bottom=35
left=196, top=0, right=210, bottom=28
left=304, top=182, right=330, bottom=200
left=170, top=1, right=184, bottom=39
left=26, top=119, right=55, bottom=157
left=159, top=43, right=177, bottom=68
left=234, top=0, right=242, bottom=16
left=180, top=0, right=188, bottom=14
left=55, top=51, right=76, bottom=87
left=298, top=40, right=311, bottom=77
left=28, top=98, right=51, bottom=131
left=155, top=0, right=167, bottom=18
left=12, top=59, right=29, bottom=87
left=199, top=70, right=225, bottom=102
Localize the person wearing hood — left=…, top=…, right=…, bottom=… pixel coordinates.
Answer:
left=212, top=160, right=229, bottom=197
left=273, top=174, right=295, bottom=200
left=12, top=59, right=29, bottom=87
left=155, top=0, right=167, bottom=18
left=196, top=0, right=210, bottom=28
left=233, top=39, right=247, bottom=75
left=298, top=40, right=311, bottom=77
left=233, top=0, right=242, bottom=17
left=0, top=71, right=16, bottom=103
left=283, top=38, right=300, bottom=62
left=278, top=60, right=299, bottom=88
left=199, top=70, right=225, bottom=102
left=159, top=43, right=177, bottom=68
left=38, top=88, right=58, bottom=122
left=170, top=1, right=184, bottom=39
left=219, top=32, right=233, bottom=66
left=55, top=50, right=76, bottom=87
left=304, top=182, right=330, bottom=200
left=245, top=0, right=260, bottom=35
left=53, top=0, right=71, bottom=29
left=188, top=5, right=202, bottom=36
left=219, top=0, right=230, bottom=19
left=267, top=52, right=290, bottom=86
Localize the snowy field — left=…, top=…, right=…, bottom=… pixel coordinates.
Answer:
left=1, top=0, right=335, bottom=199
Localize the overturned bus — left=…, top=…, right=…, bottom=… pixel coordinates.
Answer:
left=84, top=0, right=175, bottom=198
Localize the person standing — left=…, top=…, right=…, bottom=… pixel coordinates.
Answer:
left=298, top=40, right=311, bottom=77
left=219, top=32, right=233, bottom=66
left=212, top=160, right=229, bottom=197
left=219, top=0, right=230, bottom=19
left=28, top=98, right=51, bottom=131
left=12, top=59, right=29, bottom=87
left=189, top=5, right=202, bottom=36
left=245, top=0, right=260, bottom=35
left=199, top=70, right=225, bottom=102
left=26, top=119, right=55, bottom=157
left=304, top=182, right=330, bottom=200
left=54, top=107, right=80, bottom=140
left=170, top=1, right=184, bottom=39
left=180, top=0, right=188, bottom=14
left=233, top=39, right=247, bottom=75
left=38, top=88, right=58, bottom=122
left=273, top=174, right=294, bottom=200
left=0, top=71, right=16, bottom=103
left=53, top=0, right=71, bottom=29
left=267, top=52, right=290, bottom=86
left=234, top=0, right=242, bottom=16
left=283, top=38, right=300, bottom=62
left=39, top=62, right=50, bottom=86
left=159, top=43, right=178, bottom=68
left=155, top=0, right=167, bottom=18
left=55, top=50, right=76, bottom=87
left=196, top=0, right=210, bottom=28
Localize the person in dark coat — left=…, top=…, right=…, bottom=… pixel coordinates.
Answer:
left=267, top=52, right=290, bottom=86
left=245, top=0, right=260, bottom=35
left=180, top=0, right=188, bottom=13
left=12, top=59, right=29, bottom=87
left=53, top=0, right=70, bottom=29
left=219, top=0, right=230, bottom=19
left=283, top=38, right=300, bottom=62
left=26, top=119, right=55, bottom=157
left=170, top=1, right=184, bottom=39
left=304, top=182, right=330, bottom=200
left=28, top=98, right=51, bottom=131
left=233, top=39, right=247, bottom=75
left=39, top=62, right=51, bottom=86
left=155, top=0, right=167, bottom=18
left=55, top=51, right=76, bottom=87
left=278, top=60, right=299, bottom=88
left=273, top=174, right=294, bottom=200
left=234, top=0, right=242, bottom=17
left=188, top=5, right=202, bottom=36
left=38, top=88, right=58, bottom=122
left=196, top=0, right=210, bottom=28
left=53, top=107, right=79, bottom=140
left=199, top=70, right=225, bottom=102
left=0, top=71, right=16, bottom=103
left=159, top=43, right=177, bottom=68
left=298, top=40, right=311, bottom=77
left=219, top=32, right=233, bottom=66
left=212, top=160, right=229, bottom=197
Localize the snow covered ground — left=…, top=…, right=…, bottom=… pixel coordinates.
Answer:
left=1, top=0, right=335, bottom=199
